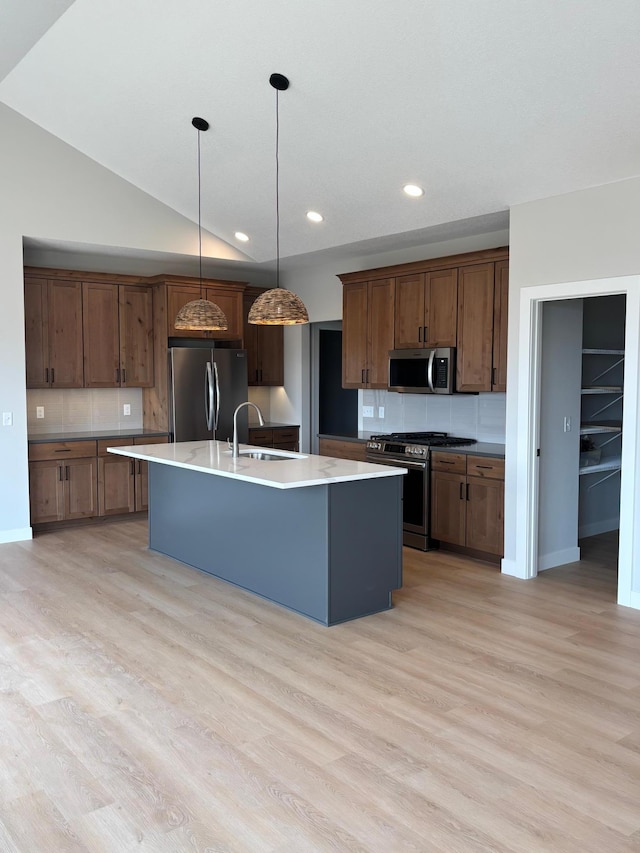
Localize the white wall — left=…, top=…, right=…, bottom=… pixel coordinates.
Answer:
left=507, top=177, right=640, bottom=606
left=0, top=104, right=251, bottom=542
left=537, top=299, right=582, bottom=570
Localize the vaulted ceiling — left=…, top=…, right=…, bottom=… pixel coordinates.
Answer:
left=3, top=0, right=640, bottom=271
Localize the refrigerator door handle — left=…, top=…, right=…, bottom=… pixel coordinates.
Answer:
left=213, top=361, right=221, bottom=433
left=205, top=362, right=214, bottom=431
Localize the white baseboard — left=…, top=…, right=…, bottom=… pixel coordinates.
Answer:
left=578, top=518, right=619, bottom=540
left=537, top=546, right=581, bottom=572
left=500, top=558, right=529, bottom=579
left=0, top=526, right=33, bottom=544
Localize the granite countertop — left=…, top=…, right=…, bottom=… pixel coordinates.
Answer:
left=318, top=432, right=373, bottom=443
left=28, top=428, right=170, bottom=444
left=433, top=442, right=505, bottom=458
left=108, top=439, right=407, bottom=490
left=248, top=422, right=300, bottom=430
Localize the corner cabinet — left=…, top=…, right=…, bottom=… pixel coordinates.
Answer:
left=24, top=278, right=84, bottom=388
left=342, top=278, right=395, bottom=389
left=243, top=289, right=284, bottom=386
left=28, top=441, right=98, bottom=524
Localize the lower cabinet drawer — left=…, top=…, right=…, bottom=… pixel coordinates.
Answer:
left=29, top=440, right=97, bottom=461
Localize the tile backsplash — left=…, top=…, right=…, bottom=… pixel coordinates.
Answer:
left=27, top=388, right=144, bottom=434
left=360, top=389, right=506, bottom=443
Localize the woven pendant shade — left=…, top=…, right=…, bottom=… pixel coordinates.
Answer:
left=247, top=288, right=309, bottom=325
left=175, top=298, right=228, bottom=330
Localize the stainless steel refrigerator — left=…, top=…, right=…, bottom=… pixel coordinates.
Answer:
left=168, top=346, right=249, bottom=444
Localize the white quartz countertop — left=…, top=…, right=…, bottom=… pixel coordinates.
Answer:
left=108, top=440, right=407, bottom=490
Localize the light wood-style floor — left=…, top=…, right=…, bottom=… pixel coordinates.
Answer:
left=0, top=521, right=638, bottom=852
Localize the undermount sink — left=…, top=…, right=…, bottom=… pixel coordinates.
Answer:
left=228, top=449, right=306, bottom=462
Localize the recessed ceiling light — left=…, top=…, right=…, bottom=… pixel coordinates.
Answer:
left=306, top=210, right=324, bottom=223
left=234, top=231, right=250, bottom=242
left=403, top=184, right=424, bottom=198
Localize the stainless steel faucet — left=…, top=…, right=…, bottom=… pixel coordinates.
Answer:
left=232, top=402, right=265, bottom=458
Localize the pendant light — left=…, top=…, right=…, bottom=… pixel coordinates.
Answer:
left=248, top=74, right=309, bottom=326
left=174, top=117, right=228, bottom=332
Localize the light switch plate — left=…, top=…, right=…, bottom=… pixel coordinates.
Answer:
left=123, top=404, right=131, bottom=416
left=362, top=405, right=374, bottom=418
left=2, top=412, right=12, bottom=427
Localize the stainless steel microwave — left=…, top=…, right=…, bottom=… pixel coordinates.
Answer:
left=388, top=347, right=456, bottom=394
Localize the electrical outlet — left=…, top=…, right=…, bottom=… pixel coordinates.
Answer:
left=36, top=406, right=45, bottom=419
left=2, top=412, right=12, bottom=427
left=378, top=406, right=385, bottom=418
left=362, top=405, right=374, bottom=418
left=123, top=404, right=131, bottom=416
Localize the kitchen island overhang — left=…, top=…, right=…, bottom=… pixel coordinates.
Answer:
left=108, top=441, right=406, bottom=625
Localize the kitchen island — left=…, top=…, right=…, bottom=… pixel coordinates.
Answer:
left=108, top=440, right=406, bottom=625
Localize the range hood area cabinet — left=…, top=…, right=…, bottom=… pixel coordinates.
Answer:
left=338, top=248, right=508, bottom=393
left=24, top=272, right=155, bottom=390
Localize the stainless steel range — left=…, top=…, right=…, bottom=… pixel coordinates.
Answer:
left=366, top=431, right=476, bottom=551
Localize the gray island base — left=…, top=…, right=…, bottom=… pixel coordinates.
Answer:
left=148, top=462, right=403, bottom=625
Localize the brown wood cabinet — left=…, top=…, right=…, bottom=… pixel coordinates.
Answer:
left=165, top=282, right=244, bottom=341
left=24, top=278, right=84, bottom=388
left=243, top=290, right=284, bottom=386
left=83, top=283, right=154, bottom=388
left=29, top=435, right=168, bottom=526
left=456, top=261, right=509, bottom=393
left=431, top=452, right=504, bottom=557
left=248, top=426, right=299, bottom=452
left=342, top=278, right=394, bottom=389
left=339, top=247, right=509, bottom=395
left=97, top=435, right=168, bottom=516
left=394, top=269, right=458, bottom=349
left=28, top=441, right=98, bottom=524
left=318, top=437, right=367, bottom=462
left=492, top=259, right=509, bottom=392
left=456, top=263, right=495, bottom=392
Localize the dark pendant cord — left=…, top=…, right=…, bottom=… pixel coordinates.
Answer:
left=197, top=127, right=203, bottom=298
left=275, top=87, right=280, bottom=290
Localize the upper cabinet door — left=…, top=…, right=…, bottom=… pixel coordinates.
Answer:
left=48, top=280, right=84, bottom=388
left=425, top=268, right=458, bottom=347
left=24, top=278, right=50, bottom=388
left=204, top=287, right=243, bottom=342
left=394, top=273, right=425, bottom=349
left=456, top=263, right=495, bottom=393
left=83, top=282, right=120, bottom=388
left=367, top=278, right=395, bottom=388
left=342, top=282, right=368, bottom=388
left=492, top=260, right=509, bottom=392
left=119, top=285, right=154, bottom=387
left=166, top=284, right=201, bottom=339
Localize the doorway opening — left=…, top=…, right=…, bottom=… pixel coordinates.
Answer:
left=310, top=322, right=358, bottom=454
left=510, top=275, right=640, bottom=610
left=537, top=295, right=625, bottom=594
